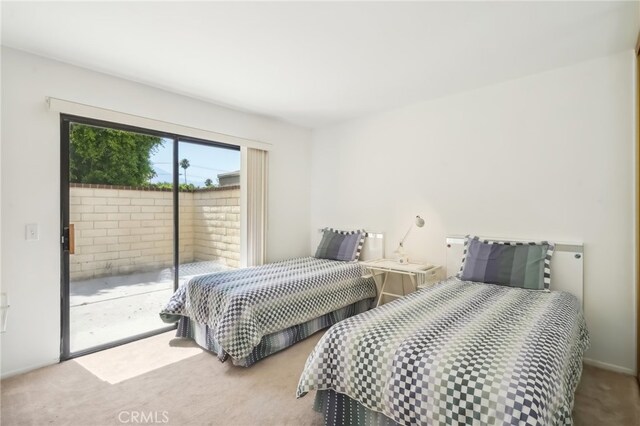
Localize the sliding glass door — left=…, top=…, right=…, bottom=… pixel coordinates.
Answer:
left=60, top=115, right=240, bottom=359
left=176, top=141, right=241, bottom=285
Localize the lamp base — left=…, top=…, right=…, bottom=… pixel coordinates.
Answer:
left=395, top=254, right=409, bottom=264
left=394, top=245, right=408, bottom=264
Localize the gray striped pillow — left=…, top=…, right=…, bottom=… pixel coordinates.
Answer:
left=315, top=228, right=366, bottom=262
left=458, top=235, right=554, bottom=290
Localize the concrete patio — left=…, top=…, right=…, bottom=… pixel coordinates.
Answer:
left=69, top=261, right=231, bottom=352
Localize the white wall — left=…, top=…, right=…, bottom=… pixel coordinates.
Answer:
left=0, top=47, right=312, bottom=377
left=310, top=50, right=637, bottom=373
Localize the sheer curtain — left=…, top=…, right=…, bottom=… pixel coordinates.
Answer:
left=245, top=148, right=268, bottom=266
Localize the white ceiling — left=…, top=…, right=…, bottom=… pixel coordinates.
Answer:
left=2, top=1, right=638, bottom=128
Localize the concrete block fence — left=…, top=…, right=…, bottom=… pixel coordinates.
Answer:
left=70, top=183, right=240, bottom=281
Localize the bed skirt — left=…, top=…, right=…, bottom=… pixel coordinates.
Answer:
left=314, top=390, right=397, bottom=426
left=175, top=298, right=373, bottom=367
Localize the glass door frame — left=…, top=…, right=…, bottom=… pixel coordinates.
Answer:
left=59, top=114, right=239, bottom=360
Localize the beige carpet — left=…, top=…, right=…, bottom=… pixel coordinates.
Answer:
left=574, top=363, right=640, bottom=425
left=1, top=331, right=638, bottom=425
left=2, top=332, right=324, bottom=426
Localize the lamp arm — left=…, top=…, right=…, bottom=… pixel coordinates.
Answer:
left=399, top=224, right=414, bottom=247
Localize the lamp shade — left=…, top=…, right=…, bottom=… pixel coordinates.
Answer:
left=415, top=216, right=425, bottom=228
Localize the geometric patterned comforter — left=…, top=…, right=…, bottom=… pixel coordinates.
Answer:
left=160, top=257, right=377, bottom=361
left=297, top=277, right=589, bottom=426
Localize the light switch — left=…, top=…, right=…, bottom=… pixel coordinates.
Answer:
left=26, top=223, right=39, bottom=241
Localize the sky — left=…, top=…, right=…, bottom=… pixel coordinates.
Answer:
left=150, top=138, right=240, bottom=187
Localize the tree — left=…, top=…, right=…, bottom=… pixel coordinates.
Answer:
left=180, top=158, right=190, bottom=184
left=69, top=124, right=163, bottom=186
left=204, top=178, right=213, bottom=187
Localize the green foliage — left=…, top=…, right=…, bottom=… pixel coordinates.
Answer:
left=178, top=183, right=196, bottom=191
left=70, top=124, right=163, bottom=185
left=145, top=182, right=196, bottom=192
left=204, top=178, right=213, bottom=187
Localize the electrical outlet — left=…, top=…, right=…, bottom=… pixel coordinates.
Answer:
left=26, top=223, right=39, bottom=241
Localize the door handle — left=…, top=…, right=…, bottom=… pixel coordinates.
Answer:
left=69, top=224, right=75, bottom=254
left=62, top=224, right=75, bottom=254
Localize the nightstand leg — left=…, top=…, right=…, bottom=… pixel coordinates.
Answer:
left=376, top=272, right=389, bottom=307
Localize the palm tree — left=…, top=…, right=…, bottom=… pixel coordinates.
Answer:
left=180, top=158, right=190, bottom=184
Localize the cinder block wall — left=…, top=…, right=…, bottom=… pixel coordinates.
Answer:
left=70, top=184, right=240, bottom=281
left=193, top=187, right=241, bottom=267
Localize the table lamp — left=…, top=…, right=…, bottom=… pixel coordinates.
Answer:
left=394, top=215, right=425, bottom=264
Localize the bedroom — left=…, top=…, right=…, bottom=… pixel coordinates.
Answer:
left=1, top=1, right=639, bottom=425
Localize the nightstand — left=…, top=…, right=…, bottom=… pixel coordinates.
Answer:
left=360, top=259, right=442, bottom=307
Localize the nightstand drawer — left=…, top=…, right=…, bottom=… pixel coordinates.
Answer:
left=417, top=266, right=444, bottom=289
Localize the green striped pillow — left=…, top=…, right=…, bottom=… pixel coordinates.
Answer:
left=459, top=236, right=554, bottom=290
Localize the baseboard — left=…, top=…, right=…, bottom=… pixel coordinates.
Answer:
left=1, top=359, right=59, bottom=380
left=583, top=358, right=636, bottom=376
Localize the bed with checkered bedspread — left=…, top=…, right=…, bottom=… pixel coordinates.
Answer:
left=160, top=257, right=377, bottom=365
left=297, top=277, right=589, bottom=426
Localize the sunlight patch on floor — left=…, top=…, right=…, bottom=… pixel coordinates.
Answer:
left=70, top=261, right=229, bottom=352
left=73, top=332, right=202, bottom=384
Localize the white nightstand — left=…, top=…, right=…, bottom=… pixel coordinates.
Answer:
left=360, top=259, right=442, bottom=307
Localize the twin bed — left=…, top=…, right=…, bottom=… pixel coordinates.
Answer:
left=160, top=232, right=589, bottom=425
left=298, top=277, right=588, bottom=425
left=160, top=228, right=381, bottom=366
left=160, top=256, right=377, bottom=366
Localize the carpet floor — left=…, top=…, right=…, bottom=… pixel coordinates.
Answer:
left=1, top=331, right=638, bottom=425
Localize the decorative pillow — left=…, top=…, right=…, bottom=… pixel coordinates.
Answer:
left=458, top=235, right=554, bottom=290
left=315, top=228, right=366, bottom=262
